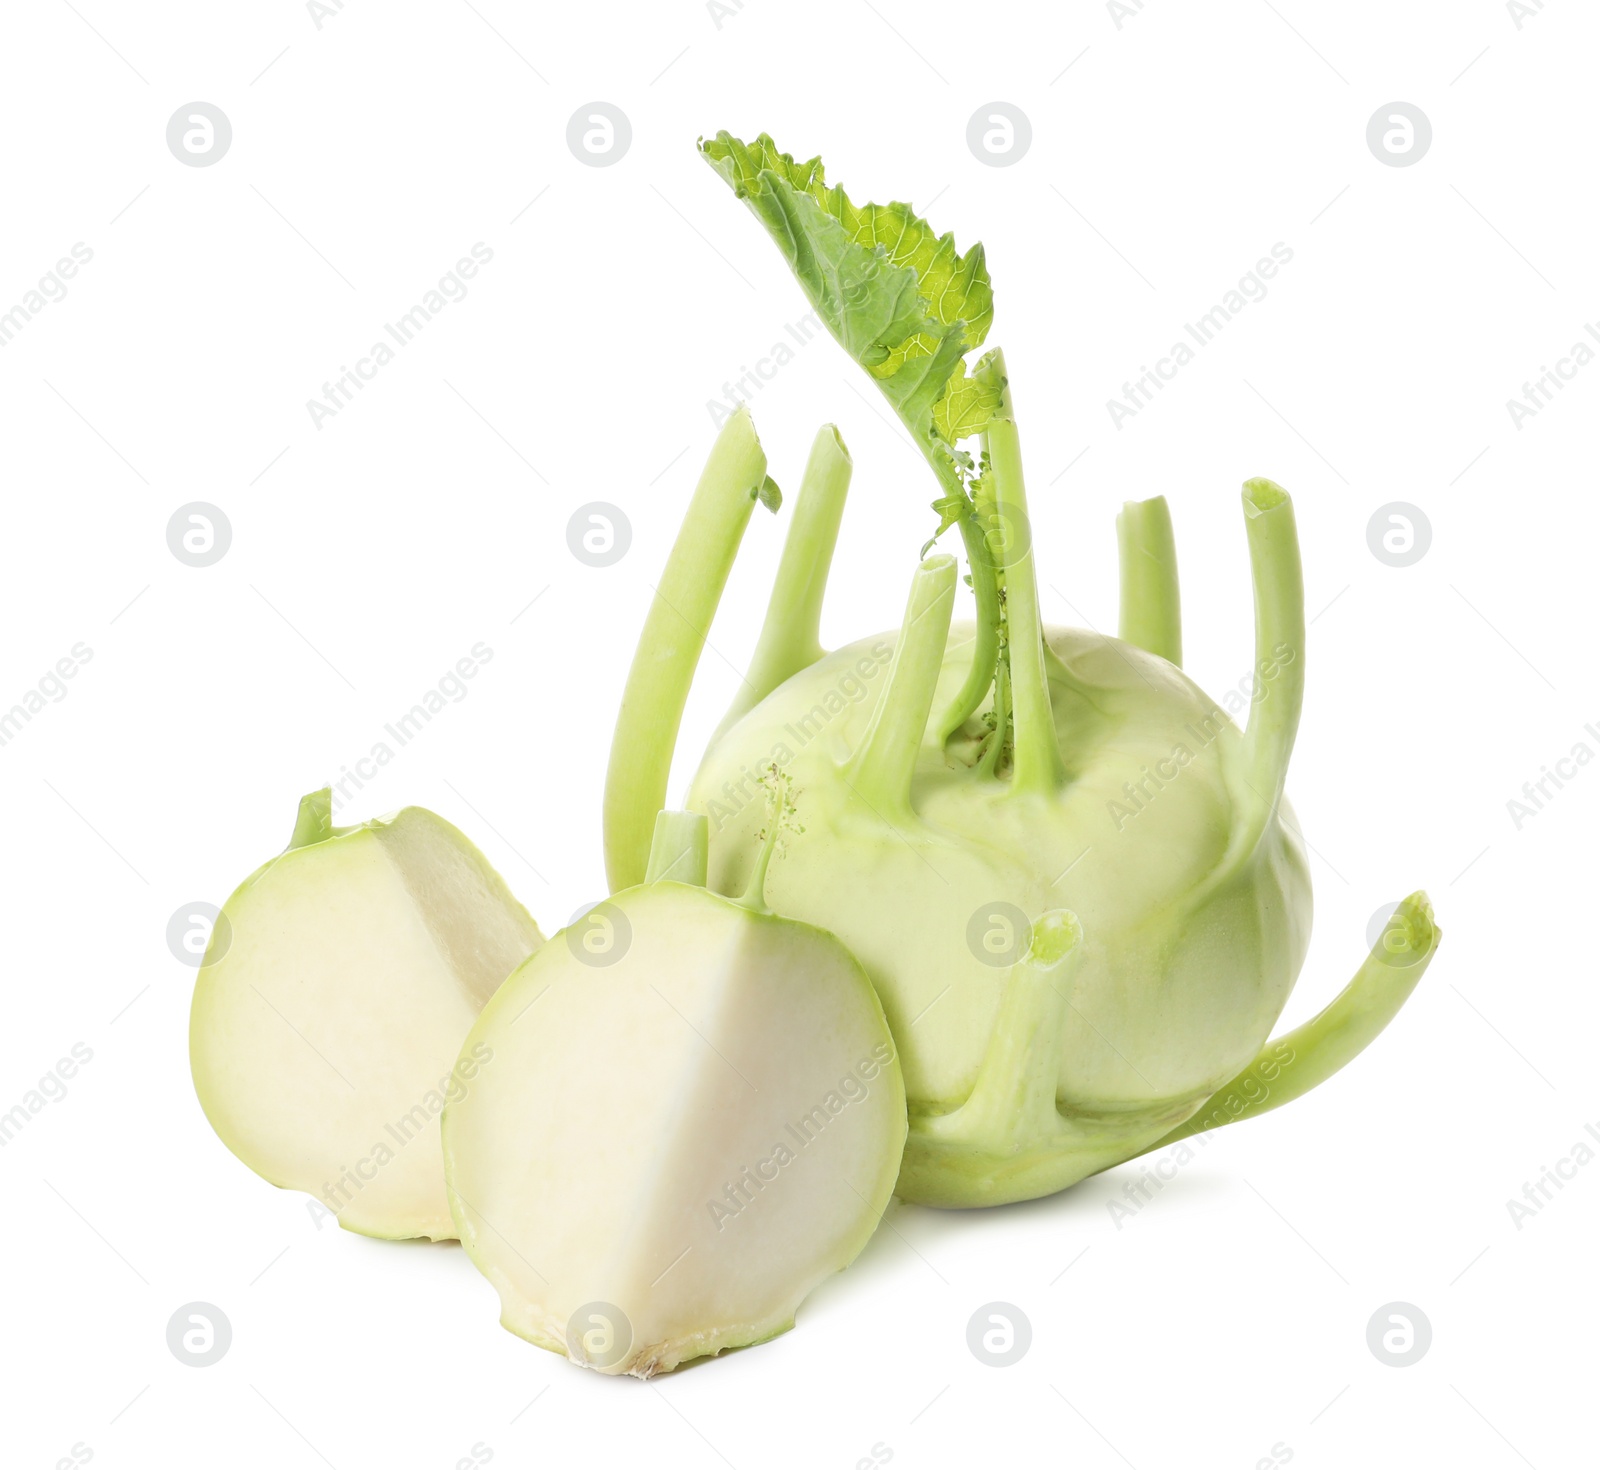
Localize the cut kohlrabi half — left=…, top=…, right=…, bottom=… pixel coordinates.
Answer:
left=189, top=788, right=544, bottom=1240
left=442, top=804, right=906, bottom=1377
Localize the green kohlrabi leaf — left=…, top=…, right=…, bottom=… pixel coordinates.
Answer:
left=700, top=132, right=1004, bottom=506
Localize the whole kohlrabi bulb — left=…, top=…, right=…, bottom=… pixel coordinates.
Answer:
left=690, top=473, right=1321, bottom=1204
left=605, top=414, right=1439, bottom=1208
left=604, top=134, right=1439, bottom=1207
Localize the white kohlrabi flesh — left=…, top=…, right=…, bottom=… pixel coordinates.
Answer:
left=443, top=808, right=906, bottom=1376
left=603, top=132, right=1441, bottom=1208
left=190, top=789, right=543, bottom=1239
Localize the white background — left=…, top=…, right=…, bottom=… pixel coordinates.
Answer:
left=2, top=2, right=1595, bottom=1466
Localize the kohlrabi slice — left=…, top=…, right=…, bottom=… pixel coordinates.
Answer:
left=603, top=132, right=1442, bottom=1208
left=190, top=789, right=543, bottom=1240
left=442, top=804, right=906, bottom=1378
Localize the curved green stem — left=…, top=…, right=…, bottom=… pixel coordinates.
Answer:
left=1126, top=892, right=1440, bottom=1158
left=733, top=769, right=798, bottom=912
left=849, top=555, right=958, bottom=815
left=983, top=354, right=1064, bottom=799
left=734, top=813, right=781, bottom=913
left=1232, top=478, right=1305, bottom=855
left=603, top=409, right=768, bottom=892
left=976, top=655, right=1011, bottom=777
left=645, top=810, right=709, bottom=887
left=920, top=910, right=1082, bottom=1150
left=713, top=425, right=852, bottom=740
left=1117, top=496, right=1182, bottom=666
left=933, top=508, right=1001, bottom=743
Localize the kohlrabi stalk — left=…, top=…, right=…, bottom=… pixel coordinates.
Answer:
left=713, top=426, right=852, bottom=741
left=847, top=555, right=957, bottom=816
left=978, top=352, right=1066, bottom=799
left=1233, top=476, right=1306, bottom=852
left=917, top=911, right=1082, bottom=1153
left=644, top=807, right=710, bottom=886
left=734, top=767, right=802, bottom=912
left=286, top=785, right=341, bottom=848
left=1128, top=891, right=1438, bottom=1158
left=603, top=406, right=774, bottom=891
left=1116, top=496, right=1182, bottom=666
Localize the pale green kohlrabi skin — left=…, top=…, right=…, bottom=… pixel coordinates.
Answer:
left=687, top=616, right=1312, bottom=1181
left=683, top=454, right=1322, bottom=1205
